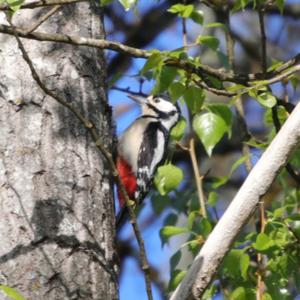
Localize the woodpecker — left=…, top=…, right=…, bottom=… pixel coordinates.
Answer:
left=116, top=93, right=180, bottom=226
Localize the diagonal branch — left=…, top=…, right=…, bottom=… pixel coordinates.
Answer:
left=170, top=101, right=300, bottom=299
left=23, top=5, right=62, bottom=34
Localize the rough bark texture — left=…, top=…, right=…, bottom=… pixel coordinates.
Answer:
left=0, top=3, right=118, bottom=300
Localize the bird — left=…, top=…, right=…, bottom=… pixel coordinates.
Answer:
left=116, top=93, right=181, bottom=228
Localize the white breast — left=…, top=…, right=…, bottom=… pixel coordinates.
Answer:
left=118, top=118, right=153, bottom=174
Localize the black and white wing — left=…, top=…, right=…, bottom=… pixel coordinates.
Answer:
left=134, top=122, right=168, bottom=203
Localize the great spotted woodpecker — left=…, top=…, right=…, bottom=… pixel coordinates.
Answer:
left=116, top=94, right=180, bottom=227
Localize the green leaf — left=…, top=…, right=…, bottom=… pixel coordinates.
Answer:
left=0, top=285, right=26, bottom=300
left=207, top=191, right=218, bottom=206
left=160, top=226, right=189, bottom=238
left=262, top=293, right=273, bottom=300
left=154, top=66, right=178, bottom=93
left=231, top=287, right=246, bottom=300
left=252, top=233, right=275, bottom=251
left=151, top=194, right=170, bottom=215
left=170, top=117, right=186, bottom=141
left=204, top=22, right=225, bottom=28
left=223, top=249, right=244, bottom=278
left=197, top=35, right=220, bottom=51
left=257, top=91, right=277, bottom=108
left=187, top=211, right=198, bottom=230
left=231, top=0, right=250, bottom=13
left=100, top=0, right=113, bottom=5
left=206, top=104, right=232, bottom=136
left=267, top=59, right=284, bottom=72
left=211, top=176, right=228, bottom=189
left=193, top=111, right=229, bottom=156
left=275, top=0, right=284, bottom=13
left=199, top=218, right=212, bottom=237
left=168, top=4, right=194, bottom=18
left=140, top=52, right=163, bottom=75
left=118, top=0, right=136, bottom=10
left=168, top=81, right=185, bottom=101
left=168, top=269, right=186, bottom=291
left=249, top=88, right=277, bottom=108
left=240, top=253, right=250, bottom=280
left=226, top=84, right=246, bottom=92
left=183, top=86, right=205, bottom=114
left=230, top=155, right=247, bottom=176
left=170, top=250, right=182, bottom=271
left=190, top=10, right=204, bottom=25
left=154, top=164, right=183, bottom=195
left=6, top=0, right=24, bottom=11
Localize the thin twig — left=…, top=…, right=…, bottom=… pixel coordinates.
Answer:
left=257, top=6, right=268, bottom=300
left=0, top=24, right=149, bottom=58
left=0, top=0, right=85, bottom=10
left=193, top=78, right=235, bottom=97
left=258, top=7, right=267, bottom=74
left=23, top=5, right=62, bottom=34
left=9, top=22, right=154, bottom=300
left=181, top=1, right=207, bottom=218
left=224, top=9, right=252, bottom=172
left=189, top=138, right=207, bottom=218
left=111, top=86, right=148, bottom=97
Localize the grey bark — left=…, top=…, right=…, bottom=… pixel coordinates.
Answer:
left=0, top=3, right=118, bottom=300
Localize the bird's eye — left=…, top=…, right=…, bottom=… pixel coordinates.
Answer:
left=153, top=98, right=160, bottom=103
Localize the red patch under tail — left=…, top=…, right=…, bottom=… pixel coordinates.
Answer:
left=116, top=156, right=137, bottom=208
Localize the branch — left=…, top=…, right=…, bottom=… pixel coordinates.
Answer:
left=0, top=24, right=149, bottom=58
left=10, top=22, right=154, bottom=300
left=0, top=0, right=86, bottom=10
left=23, top=5, right=62, bottom=34
left=170, top=101, right=300, bottom=299
left=0, top=24, right=299, bottom=90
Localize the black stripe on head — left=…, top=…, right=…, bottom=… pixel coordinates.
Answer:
left=146, top=100, right=180, bottom=119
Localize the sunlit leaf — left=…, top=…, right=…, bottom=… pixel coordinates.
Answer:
left=0, top=286, right=26, bottom=300
left=197, top=35, right=220, bottom=50
left=168, top=269, right=186, bottom=291
left=240, top=253, right=250, bottom=280
left=252, top=233, right=275, bottom=251
left=183, top=86, right=204, bottom=114
left=231, top=286, right=246, bottom=300
left=170, top=117, right=186, bottom=141
left=140, top=52, right=163, bottom=75
left=168, top=81, right=185, bottom=101
left=118, top=0, right=136, bottom=10
left=168, top=4, right=194, bottom=18
left=193, top=109, right=231, bottom=156
left=154, top=164, right=183, bottom=195
left=190, top=10, right=204, bottom=24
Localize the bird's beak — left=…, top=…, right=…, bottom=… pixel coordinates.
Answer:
left=127, top=94, right=149, bottom=104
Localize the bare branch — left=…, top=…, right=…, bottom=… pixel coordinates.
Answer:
left=170, top=101, right=300, bottom=299
left=189, top=138, right=207, bottom=218
left=0, top=0, right=86, bottom=10
left=23, top=5, right=62, bottom=34
left=0, top=24, right=149, bottom=57
left=0, top=24, right=299, bottom=89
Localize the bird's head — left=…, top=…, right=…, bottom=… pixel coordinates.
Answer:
left=128, top=94, right=180, bottom=130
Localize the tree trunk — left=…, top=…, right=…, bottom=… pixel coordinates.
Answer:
left=0, top=3, right=118, bottom=300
